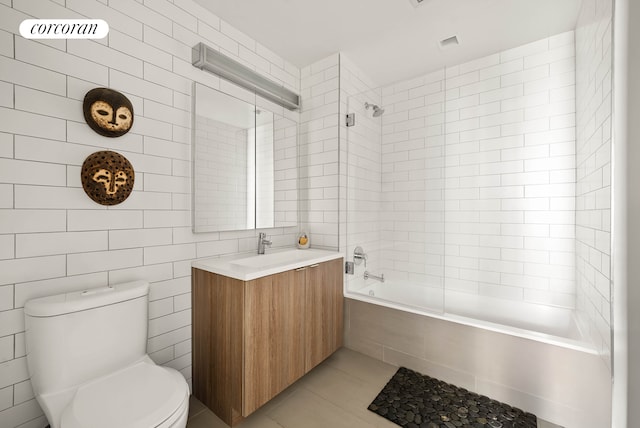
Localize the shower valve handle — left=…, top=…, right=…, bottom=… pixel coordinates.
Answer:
left=353, top=246, right=367, bottom=268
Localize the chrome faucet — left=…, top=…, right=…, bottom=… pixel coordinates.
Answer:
left=257, top=232, right=272, bottom=254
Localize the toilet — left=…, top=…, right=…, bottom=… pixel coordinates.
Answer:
left=24, top=280, right=190, bottom=428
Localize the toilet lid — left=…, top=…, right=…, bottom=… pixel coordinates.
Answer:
left=61, top=361, right=188, bottom=428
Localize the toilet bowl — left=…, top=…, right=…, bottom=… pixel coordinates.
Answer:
left=24, top=280, right=190, bottom=428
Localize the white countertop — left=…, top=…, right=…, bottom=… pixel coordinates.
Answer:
left=192, top=248, right=344, bottom=281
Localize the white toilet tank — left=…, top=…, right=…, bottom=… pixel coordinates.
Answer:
left=24, top=281, right=150, bottom=396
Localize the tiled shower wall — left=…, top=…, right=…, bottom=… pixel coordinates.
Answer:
left=380, top=31, right=578, bottom=309
left=0, top=1, right=301, bottom=426
left=575, top=0, right=613, bottom=364
left=379, top=69, right=446, bottom=295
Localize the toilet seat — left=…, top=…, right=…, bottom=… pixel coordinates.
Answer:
left=60, top=360, right=189, bottom=428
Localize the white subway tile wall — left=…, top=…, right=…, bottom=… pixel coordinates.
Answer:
left=299, top=54, right=340, bottom=250
left=380, top=32, right=577, bottom=308
left=575, top=0, right=613, bottom=366
left=381, top=67, right=446, bottom=299
left=273, top=117, right=299, bottom=226
left=0, top=1, right=301, bottom=426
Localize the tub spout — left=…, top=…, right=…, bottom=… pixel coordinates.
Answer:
left=364, top=271, right=384, bottom=283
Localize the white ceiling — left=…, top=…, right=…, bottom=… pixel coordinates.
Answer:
left=194, top=0, right=582, bottom=87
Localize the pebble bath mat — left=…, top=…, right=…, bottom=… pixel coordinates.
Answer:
left=368, top=367, right=538, bottom=428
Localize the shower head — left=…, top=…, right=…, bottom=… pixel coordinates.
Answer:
left=365, top=102, right=385, bottom=117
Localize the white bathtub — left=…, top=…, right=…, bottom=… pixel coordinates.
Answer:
left=348, top=282, right=592, bottom=352
left=344, top=282, right=612, bottom=428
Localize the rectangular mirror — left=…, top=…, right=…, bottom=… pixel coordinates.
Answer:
left=192, top=82, right=297, bottom=233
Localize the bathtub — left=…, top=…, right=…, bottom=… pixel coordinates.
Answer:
left=349, top=282, right=590, bottom=351
left=344, top=282, right=612, bottom=428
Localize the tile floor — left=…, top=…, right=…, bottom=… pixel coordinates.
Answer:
left=186, top=347, right=562, bottom=428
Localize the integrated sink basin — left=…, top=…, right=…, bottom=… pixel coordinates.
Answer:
left=192, top=248, right=343, bottom=281
left=231, top=250, right=300, bottom=268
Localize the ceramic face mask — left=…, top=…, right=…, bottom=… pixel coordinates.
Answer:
left=83, top=88, right=134, bottom=137
left=81, top=151, right=135, bottom=206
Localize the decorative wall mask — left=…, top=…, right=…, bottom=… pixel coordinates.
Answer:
left=81, top=151, right=135, bottom=206
left=83, top=88, right=134, bottom=137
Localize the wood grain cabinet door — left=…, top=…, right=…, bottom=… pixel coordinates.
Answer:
left=304, top=258, right=344, bottom=372
left=192, top=258, right=343, bottom=425
left=243, top=270, right=305, bottom=415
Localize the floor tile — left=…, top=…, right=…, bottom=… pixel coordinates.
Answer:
left=296, top=364, right=396, bottom=427
left=186, top=409, right=229, bottom=428
left=266, top=387, right=376, bottom=428
left=187, top=395, right=207, bottom=420
left=186, top=347, right=564, bottom=428
left=323, top=347, right=398, bottom=387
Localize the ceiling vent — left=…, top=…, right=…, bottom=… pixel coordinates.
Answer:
left=408, top=0, right=428, bottom=7
left=439, top=35, right=460, bottom=49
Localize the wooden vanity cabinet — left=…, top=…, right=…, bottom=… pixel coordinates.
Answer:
left=243, top=270, right=305, bottom=416
left=192, top=257, right=343, bottom=427
left=302, top=258, right=344, bottom=371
